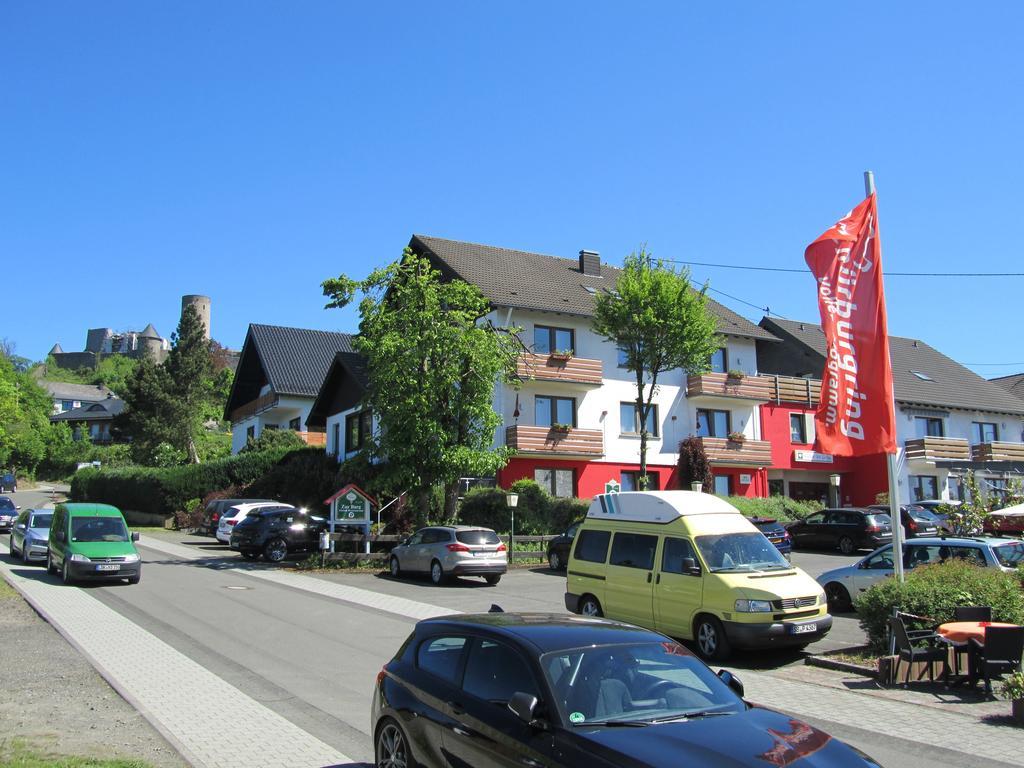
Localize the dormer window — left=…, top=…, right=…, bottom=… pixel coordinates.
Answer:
left=910, top=370, right=934, bottom=381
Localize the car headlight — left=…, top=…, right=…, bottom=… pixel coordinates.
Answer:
left=123, top=553, right=140, bottom=563
left=69, top=553, right=91, bottom=563
left=817, top=591, right=827, bottom=606
left=735, top=599, right=773, bottom=613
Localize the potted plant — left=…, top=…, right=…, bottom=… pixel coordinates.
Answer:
left=727, top=431, right=746, bottom=445
left=1002, top=670, right=1024, bottom=725
left=549, top=349, right=574, bottom=361
left=726, top=369, right=746, bottom=381
left=550, top=422, right=573, bottom=434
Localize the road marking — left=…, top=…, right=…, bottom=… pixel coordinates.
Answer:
left=0, top=546, right=355, bottom=768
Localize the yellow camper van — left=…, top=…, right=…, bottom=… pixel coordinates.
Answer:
left=564, top=491, right=831, bottom=660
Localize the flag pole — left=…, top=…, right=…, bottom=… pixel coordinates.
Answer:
left=864, top=170, right=905, bottom=584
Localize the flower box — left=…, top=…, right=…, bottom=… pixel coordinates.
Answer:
left=726, top=369, right=746, bottom=381
left=727, top=432, right=746, bottom=444
left=549, top=350, right=574, bottom=362
left=550, top=423, right=573, bottom=434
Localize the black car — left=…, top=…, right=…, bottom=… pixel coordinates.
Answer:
left=787, top=508, right=892, bottom=555
left=201, top=497, right=274, bottom=536
left=750, top=517, right=792, bottom=558
left=866, top=504, right=940, bottom=539
left=371, top=611, right=880, bottom=768
left=546, top=520, right=583, bottom=571
left=229, top=506, right=328, bottom=562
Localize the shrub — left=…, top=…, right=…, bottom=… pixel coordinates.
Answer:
left=245, top=448, right=342, bottom=512
left=241, top=429, right=307, bottom=454
left=726, top=496, right=821, bottom=523
left=677, top=436, right=712, bottom=491
left=456, top=480, right=589, bottom=535
left=856, top=560, right=1024, bottom=653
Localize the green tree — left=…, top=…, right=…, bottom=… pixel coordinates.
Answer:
left=594, top=250, right=721, bottom=487
left=118, top=356, right=179, bottom=464
left=323, top=249, right=520, bottom=518
left=0, top=351, right=53, bottom=475
left=164, top=305, right=214, bottom=463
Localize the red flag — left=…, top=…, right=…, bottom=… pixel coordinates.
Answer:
left=804, top=193, right=897, bottom=456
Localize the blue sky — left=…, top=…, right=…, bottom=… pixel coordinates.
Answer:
left=3, top=3, right=1022, bottom=377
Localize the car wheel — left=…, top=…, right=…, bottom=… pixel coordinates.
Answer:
left=263, top=538, right=288, bottom=563
left=430, top=560, right=446, bottom=585
left=128, top=572, right=141, bottom=585
left=376, top=717, right=414, bottom=768
left=484, top=574, right=501, bottom=586
left=579, top=595, right=602, bottom=617
left=694, top=615, right=731, bottom=661
left=838, top=536, right=856, bottom=555
left=548, top=550, right=562, bottom=571
left=824, top=582, right=852, bottom=612
left=62, top=559, right=74, bottom=586
left=389, top=556, right=401, bottom=579
left=47, top=552, right=58, bottom=575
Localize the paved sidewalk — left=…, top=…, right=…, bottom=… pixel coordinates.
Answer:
left=0, top=544, right=353, bottom=768
left=138, top=534, right=1024, bottom=766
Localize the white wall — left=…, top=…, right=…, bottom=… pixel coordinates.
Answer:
left=229, top=395, right=317, bottom=454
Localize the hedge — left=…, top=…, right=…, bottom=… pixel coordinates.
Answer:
left=725, top=495, right=822, bottom=523
left=855, top=559, right=1024, bottom=653
left=457, top=480, right=588, bottom=535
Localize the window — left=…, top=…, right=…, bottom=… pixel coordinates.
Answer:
left=863, top=547, right=895, bottom=570
left=574, top=529, right=610, bottom=563
left=712, top=475, right=732, bottom=496
left=609, top=533, right=658, bottom=570
left=971, top=422, right=998, bottom=444
left=534, top=468, right=575, bottom=498
left=345, top=410, right=372, bottom=453
left=331, top=423, right=340, bottom=456
left=246, top=425, right=255, bottom=441
left=709, top=347, right=727, bottom=374
left=417, top=636, right=467, bottom=684
left=909, top=475, right=938, bottom=502
left=289, top=417, right=301, bottom=431
left=661, top=537, right=697, bottom=574
left=621, top=471, right=659, bottom=491
left=695, top=409, right=730, bottom=438
left=61, top=400, right=74, bottom=412
left=534, top=325, right=574, bottom=355
left=535, top=396, right=576, bottom=428
left=910, top=370, right=934, bottom=381
left=421, top=529, right=452, bottom=544
left=790, top=414, right=807, bottom=443
left=463, top=640, right=538, bottom=703
left=914, top=417, right=944, bottom=438
left=619, top=402, right=659, bottom=436
left=768, top=479, right=784, bottom=496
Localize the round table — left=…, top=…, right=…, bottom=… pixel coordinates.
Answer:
left=937, top=621, right=1019, bottom=644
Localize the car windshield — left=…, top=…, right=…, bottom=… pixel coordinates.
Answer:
left=866, top=513, right=891, bottom=526
left=993, top=542, right=1024, bottom=568
left=30, top=513, right=53, bottom=529
left=695, top=532, right=792, bottom=572
left=0, top=498, right=14, bottom=511
left=541, top=641, right=742, bottom=726
left=910, top=509, right=940, bottom=522
left=71, top=516, right=129, bottom=542
left=456, top=529, right=500, bottom=545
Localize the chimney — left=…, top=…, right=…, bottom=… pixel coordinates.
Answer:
left=579, top=249, right=601, bottom=277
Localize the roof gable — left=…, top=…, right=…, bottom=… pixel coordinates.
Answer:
left=306, top=351, right=369, bottom=428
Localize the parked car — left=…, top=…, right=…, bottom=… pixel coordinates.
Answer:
left=0, top=496, right=19, bottom=531
left=215, top=502, right=292, bottom=544
left=913, top=499, right=961, bottom=533
left=866, top=504, right=940, bottom=538
left=786, top=508, right=892, bottom=555
left=816, top=536, right=1024, bottom=611
left=201, top=498, right=275, bottom=536
left=230, top=506, right=329, bottom=562
left=546, top=520, right=582, bottom=571
left=388, top=526, right=507, bottom=585
left=0, top=473, right=16, bottom=493
left=371, top=610, right=881, bottom=768
left=750, top=517, right=791, bottom=559
left=47, top=503, right=141, bottom=585
left=9, top=508, right=53, bottom=564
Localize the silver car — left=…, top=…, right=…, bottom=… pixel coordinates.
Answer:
left=817, top=536, right=1024, bottom=611
left=0, top=496, right=18, bottom=532
left=9, top=508, right=53, bottom=564
left=389, top=525, right=507, bottom=586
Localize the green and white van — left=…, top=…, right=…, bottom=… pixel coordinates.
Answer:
left=47, top=503, right=141, bottom=585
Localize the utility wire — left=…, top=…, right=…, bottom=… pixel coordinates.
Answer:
left=665, top=258, right=1024, bottom=277
left=688, top=278, right=788, bottom=321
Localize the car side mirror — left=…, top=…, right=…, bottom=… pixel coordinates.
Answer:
left=15, top=523, right=24, bottom=530
left=15, top=506, right=20, bottom=511
left=717, top=669, right=745, bottom=698
left=131, top=532, right=140, bottom=542
left=508, top=692, right=545, bottom=728
left=681, top=557, right=701, bottom=575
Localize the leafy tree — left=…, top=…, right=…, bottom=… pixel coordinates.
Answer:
left=118, top=356, right=179, bottom=464
left=677, top=436, right=713, bottom=492
left=37, top=352, right=141, bottom=397
left=0, top=351, right=53, bottom=475
left=164, top=305, right=215, bottom=463
left=594, top=250, right=721, bottom=486
left=323, top=249, right=520, bottom=518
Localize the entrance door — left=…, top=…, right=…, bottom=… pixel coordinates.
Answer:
left=654, top=537, right=703, bottom=639
left=789, top=482, right=829, bottom=504
left=603, top=532, right=658, bottom=627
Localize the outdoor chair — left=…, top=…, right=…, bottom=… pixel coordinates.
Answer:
left=954, top=606, right=992, bottom=622
left=970, top=626, right=1024, bottom=695
left=890, top=616, right=949, bottom=688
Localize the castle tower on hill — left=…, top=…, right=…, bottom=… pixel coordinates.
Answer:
left=181, top=294, right=211, bottom=340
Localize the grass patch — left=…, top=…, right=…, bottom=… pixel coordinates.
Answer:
left=0, top=740, right=151, bottom=768
left=822, top=648, right=879, bottom=667
left=0, top=578, right=18, bottom=600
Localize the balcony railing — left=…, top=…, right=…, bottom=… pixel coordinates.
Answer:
left=515, top=352, right=603, bottom=386
left=972, top=441, right=1024, bottom=463
left=506, top=425, right=604, bottom=456
left=299, top=430, right=327, bottom=447
left=766, top=375, right=822, bottom=406
left=904, top=437, right=971, bottom=462
left=686, top=373, right=772, bottom=401
left=698, top=436, right=773, bottom=466
left=229, top=391, right=279, bottom=423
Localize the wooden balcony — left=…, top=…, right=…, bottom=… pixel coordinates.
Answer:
left=699, top=437, right=773, bottom=466
left=972, top=441, right=1024, bottom=463
left=229, top=391, right=279, bottom=423
left=686, top=373, right=772, bottom=401
left=516, top=352, right=603, bottom=386
left=904, top=437, right=970, bottom=462
left=506, top=425, right=604, bottom=457
left=766, top=375, right=822, bottom=406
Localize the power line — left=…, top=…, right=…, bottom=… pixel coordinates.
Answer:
left=665, top=258, right=1024, bottom=278
left=689, top=278, right=788, bottom=320
left=963, top=362, right=1024, bottom=367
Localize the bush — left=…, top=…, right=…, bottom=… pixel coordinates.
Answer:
left=856, top=560, right=1024, bottom=653
left=726, top=495, right=822, bottom=523
left=456, top=480, right=589, bottom=535
left=246, top=448, right=342, bottom=512
left=677, top=436, right=713, bottom=491
left=241, top=429, right=307, bottom=454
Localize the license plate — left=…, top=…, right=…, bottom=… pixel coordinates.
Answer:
left=96, top=564, right=120, bottom=572
left=474, top=551, right=494, bottom=557
left=791, top=623, right=817, bottom=634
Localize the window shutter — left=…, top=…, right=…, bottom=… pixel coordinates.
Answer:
left=804, top=414, right=816, bottom=445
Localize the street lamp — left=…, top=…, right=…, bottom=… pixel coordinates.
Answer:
left=829, top=473, right=841, bottom=508
left=506, top=493, right=519, bottom=556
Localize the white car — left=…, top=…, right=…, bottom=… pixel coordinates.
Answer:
left=216, top=502, right=293, bottom=543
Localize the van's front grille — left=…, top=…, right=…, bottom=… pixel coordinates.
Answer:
left=773, top=596, right=817, bottom=610
left=93, top=557, right=127, bottom=563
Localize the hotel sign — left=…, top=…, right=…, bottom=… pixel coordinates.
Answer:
left=794, top=450, right=834, bottom=464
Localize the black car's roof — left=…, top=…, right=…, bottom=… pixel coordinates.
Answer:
left=417, top=612, right=670, bottom=654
